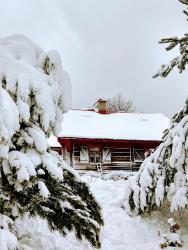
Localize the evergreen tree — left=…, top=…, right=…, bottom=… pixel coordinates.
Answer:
left=123, top=1, right=188, bottom=215
left=0, top=34, right=103, bottom=249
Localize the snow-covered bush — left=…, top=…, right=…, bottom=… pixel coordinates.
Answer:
left=159, top=218, right=183, bottom=248
left=123, top=1, right=188, bottom=216
left=103, top=171, right=133, bottom=181
left=0, top=34, right=103, bottom=249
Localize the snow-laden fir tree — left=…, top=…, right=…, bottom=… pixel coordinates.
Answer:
left=123, top=0, right=188, bottom=215
left=0, top=34, right=103, bottom=249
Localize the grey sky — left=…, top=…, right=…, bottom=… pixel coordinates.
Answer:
left=0, top=0, right=187, bottom=116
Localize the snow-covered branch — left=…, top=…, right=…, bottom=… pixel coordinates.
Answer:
left=0, top=34, right=103, bottom=249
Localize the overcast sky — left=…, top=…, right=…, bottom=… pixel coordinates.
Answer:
left=0, top=0, right=187, bottom=116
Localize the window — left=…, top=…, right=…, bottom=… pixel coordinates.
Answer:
left=89, top=147, right=101, bottom=163
left=73, top=145, right=80, bottom=162
left=133, top=148, right=145, bottom=163
left=89, top=151, right=101, bottom=163
left=73, top=146, right=80, bottom=157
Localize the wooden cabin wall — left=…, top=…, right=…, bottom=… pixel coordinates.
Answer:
left=72, top=144, right=145, bottom=171
left=58, top=138, right=160, bottom=172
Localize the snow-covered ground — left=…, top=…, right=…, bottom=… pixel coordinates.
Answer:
left=15, top=176, right=188, bottom=250
left=90, top=178, right=188, bottom=250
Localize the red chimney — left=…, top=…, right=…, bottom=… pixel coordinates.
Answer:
left=97, top=99, right=107, bottom=114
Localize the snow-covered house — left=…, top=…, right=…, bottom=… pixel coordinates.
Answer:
left=49, top=100, right=169, bottom=172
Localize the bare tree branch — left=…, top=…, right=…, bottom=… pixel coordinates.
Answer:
left=106, top=94, right=136, bottom=112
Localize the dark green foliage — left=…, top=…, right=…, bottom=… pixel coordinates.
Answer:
left=153, top=1, right=188, bottom=78
left=0, top=164, right=103, bottom=248
left=179, top=0, right=188, bottom=5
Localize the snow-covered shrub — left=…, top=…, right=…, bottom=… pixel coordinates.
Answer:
left=103, top=171, right=133, bottom=181
left=123, top=1, right=188, bottom=216
left=0, top=34, right=103, bottom=249
left=159, top=218, right=183, bottom=248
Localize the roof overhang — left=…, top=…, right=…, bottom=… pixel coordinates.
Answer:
left=58, top=137, right=162, bottom=151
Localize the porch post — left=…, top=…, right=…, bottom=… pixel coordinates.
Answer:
left=130, top=147, right=133, bottom=172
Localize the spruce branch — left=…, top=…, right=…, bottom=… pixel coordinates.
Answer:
left=153, top=1, right=188, bottom=78
left=179, top=0, right=188, bottom=5
left=153, top=34, right=188, bottom=78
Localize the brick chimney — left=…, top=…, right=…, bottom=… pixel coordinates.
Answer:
left=97, top=99, right=107, bottom=114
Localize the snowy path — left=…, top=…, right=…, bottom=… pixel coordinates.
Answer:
left=88, top=178, right=188, bottom=250
left=89, top=179, right=161, bottom=250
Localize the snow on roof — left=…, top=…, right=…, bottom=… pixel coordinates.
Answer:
left=59, top=109, right=170, bottom=141
left=48, top=135, right=61, bottom=147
